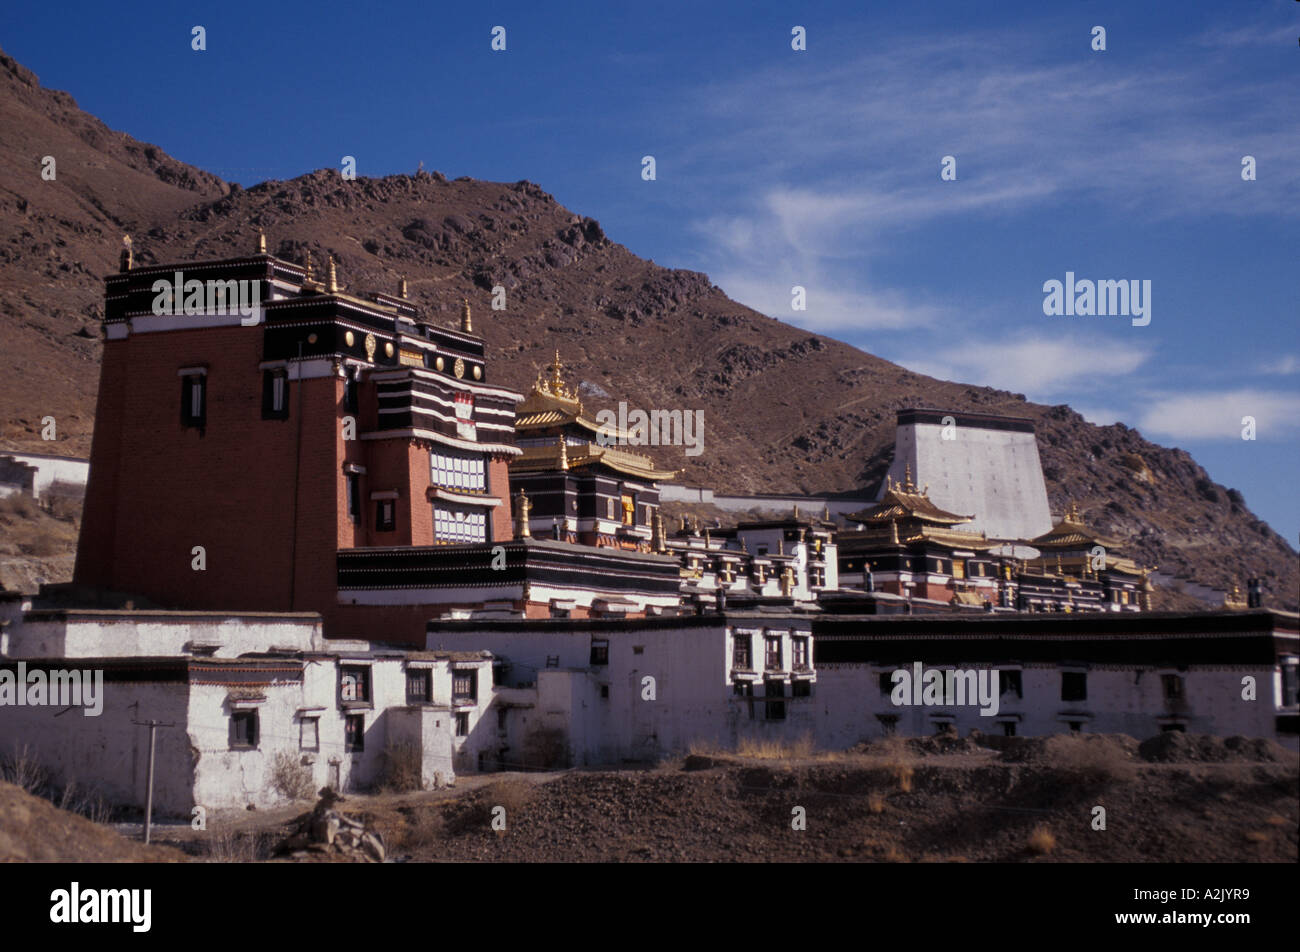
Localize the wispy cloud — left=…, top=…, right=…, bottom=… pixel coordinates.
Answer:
left=892, top=333, right=1151, bottom=396
left=1261, top=355, right=1299, bottom=375
left=1136, top=389, right=1300, bottom=441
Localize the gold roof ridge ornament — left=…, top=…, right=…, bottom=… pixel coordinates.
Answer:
left=461, top=297, right=472, bottom=333
left=119, top=234, right=132, bottom=272
left=399, top=276, right=408, bottom=299
left=257, top=230, right=267, bottom=254
left=327, top=255, right=339, bottom=293
left=557, top=438, right=568, bottom=472
left=515, top=489, right=532, bottom=539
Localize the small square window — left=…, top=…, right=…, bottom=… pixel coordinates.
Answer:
left=600, top=685, right=609, bottom=699
left=791, top=680, right=811, bottom=698
left=229, top=710, right=257, bottom=749
left=497, top=708, right=508, bottom=731
left=346, top=474, right=362, bottom=525
left=345, top=713, right=365, bottom=752
left=340, top=665, right=371, bottom=705
left=1000, top=670, right=1023, bottom=698
left=1001, top=721, right=1016, bottom=737
left=455, top=712, right=469, bottom=737
left=453, top=670, right=478, bottom=703
left=1160, top=674, right=1184, bottom=701
left=406, top=668, right=431, bottom=704
left=590, top=639, right=609, bottom=666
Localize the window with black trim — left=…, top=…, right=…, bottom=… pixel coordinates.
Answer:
left=229, top=710, right=258, bottom=749
left=1000, top=670, right=1023, bottom=698
left=1161, top=674, right=1184, bottom=701
left=791, top=636, right=809, bottom=671
left=376, top=498, right=396, bottom=532
left=452, top=670, right=478, bottom=703
left=339, top=665, right=371, bottom=704
left=455, top=712, right=470, bottom=737
left=346, top=474, right=361, bottom=525
left=791, top=679, right=811, bottom=698
left=262, top=369, right=289, bottom=419
left=763, top=680, right=786, bottom=721
left=345, top=713, right=365, bottom=752
left=181, top=374, right=206, bottom=427
left=732, top=634, right=751, bottom=670
left=1061, top=671, right=1087, bottom=702
left=589, top=639, right=609, bottom=666
left=406, top=668, right=431, bottom=704
left=343, top=367, right=359, bottom=413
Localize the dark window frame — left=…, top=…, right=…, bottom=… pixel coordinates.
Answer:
left=455, top=711, right=470, bottom=737
left=229, top=709, right=258, bottom=749
left=406, top=667, right=431, bottom=705
left=344, top=713, right=365, bottom=752
left=732, top=635, right=751, bottom=670
left=764, top=636, right=782, bottom=672
left=589, top=639, right=610, bottom=667
left=1061, top=671, right=1087, bottom=702
left=452, top=669, right=478, bottom=703
left=346, top=473, right=362, bottom=525
left=339, top=665, right=371, bottom=705
left=376, top=498, right=396, bottom=532
left=181, top=374, right=206, bottom=428
left=262, top=368, right=289, bottom=420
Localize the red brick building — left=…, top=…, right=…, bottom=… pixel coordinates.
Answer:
left=74, top=241, right=531, bottom=638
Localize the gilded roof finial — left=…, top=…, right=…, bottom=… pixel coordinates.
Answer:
left=903, top=463, right=915, bottom=492
left=1066, top=500, right=1081, bottom=523
left=793, top=503, right=800, bottom=520
left=890, top=518, right=899, bottom=545
left=257, top=230, right=266, bottom=254
left=399, top=277, right=408, bottom=299
left=327, top=255, right=339, bottom=293
left=550, top=349, right=565, bottom=393
left=461, top=297, right=472, bottom=333
left=119, top=234, right=133, bottom=272
left=557, top=438, right=569, bottom=471
left=304, top=250, right=314, bottom=281
left=515, top=490, right=532, bottom=539
left=823, top=504, right=831, bottom=522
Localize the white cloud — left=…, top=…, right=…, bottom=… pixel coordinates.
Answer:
left=892, top=334, right=1151, bottom=396
left=712, top=270, right=943, bottom=331
left=1137, top=389, right=1300, bottom=441
left=1261, top=355, right=1299, bottom=375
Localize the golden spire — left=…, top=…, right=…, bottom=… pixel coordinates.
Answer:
left=304, top=250, right=314, bottom=281
left=1065, top=500, right=1081, bottom=523
left=119, top=234, right=133, bottom=272
left=903, top=463, right=915, bottom=492
left=741, top=537, right=748, bottom=553
left=557, top=438, right=569, bottom=471
left=823, top=504, right=830, bottom=522
left=890, top=518, right=899, bottom=545
left=461, top=297, right=472, bottom=333
left=399, top=277, right=408, bottom=299
left=257, top=230, right=266, bottom=254
left=549, top=349, right=565, bottom=394
left=652, top=511, right=667, bottom=553
left=327, top=255, right=339, bottom=293
left=793, top=504, right=800, bottom=520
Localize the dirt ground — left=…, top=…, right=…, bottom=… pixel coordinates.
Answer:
left=0, top=781, right=185, bottom=862
left=131, top=732, right=1298, bottom=864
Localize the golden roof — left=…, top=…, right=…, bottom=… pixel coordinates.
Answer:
left=510, top=442, right=678, bottom=482
left=514, top=351, right=601, bottom=433
left=848, top=467, right=975, bottom=527
left=1029, top=501, right=1122, bottom=550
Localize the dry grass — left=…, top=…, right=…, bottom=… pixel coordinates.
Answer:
left=395, top=807, right=444, bottom=851
left=735, top=734, right=814, bottom=760
left=1050, top=735, right=1138, bottom=787
left=1027, top=825, right=1057, bottom=855
left=269, top=751, right=316, bottom=801
left=882, top=846, right=908, bottom=863
left=376, top=741, right=424, bottom=793
left=204, top=829, right=260, bottom=862
left=867, top=792, right=886, bottom=814
left=1265, top=815, right=1288, bottom=827
left=1244, top=830, right=1270, bottom=843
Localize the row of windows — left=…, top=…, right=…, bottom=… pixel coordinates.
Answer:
left=731, top=634, right=810, bottom=672
left=432, top=451, right=486, bottom=492
left=732, top=679, right=811, bottom=721
left=435, top=507, right=486, bottom=543
left=229, top=707, right=474, bottom=753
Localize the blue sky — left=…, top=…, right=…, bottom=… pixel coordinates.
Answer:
left=4, top=0, right=1298, bottom=545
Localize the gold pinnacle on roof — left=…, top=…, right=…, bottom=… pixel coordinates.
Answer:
left=557, top=438, right=569, bottom=471
left=304, top=250, right=314, bottom=281
left=461, top=297, right=472, bottom=333
left=793, top=504, right=800, bottom=520
left=327, top=255, right=339, bottom=293
left=902, top=464, right=918, bottom=493
left=399, top=277, right=408, bottom=299
left=1065, top=500, right=1082, bottom=522
left=119, top=234, right=133, bottom=272
left=823, top=504, right=830, bottom=522
left=890, top=518, right=899, bottom=544
left=257, top=230, right=266, bottom=254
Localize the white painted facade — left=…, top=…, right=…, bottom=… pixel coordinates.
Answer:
left=0, top=452, right=89, bottom=500
left=882, top=419, right=1053, bottom=542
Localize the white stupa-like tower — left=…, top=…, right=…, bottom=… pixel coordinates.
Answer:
left=876, top=408, right=1054, bottom=542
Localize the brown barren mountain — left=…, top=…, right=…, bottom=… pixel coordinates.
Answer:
left=0, top=47, right=1294, bottom=609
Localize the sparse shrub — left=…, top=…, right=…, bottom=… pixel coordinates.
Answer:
left=1027, top=825, right=1056, bottom=855
left=269, top=750, right=315, bottom=801
left=867, top=792, right=886, bottom=814
left=376, top=741, right=424, bottom=793
left=1, top=744, right=49, bottom=794
left=397, top=808, right=444, bottom=851
left=890, top=762, right=914, bottom=793
left=1265, top=815, right=1288, bottom=827
left=882, top=846, right=907, bottom=863
left=1049, top=735, right=1137, bottom=787
left=0, top=493, right=39, bottom=519
left=205, top=829, right=261, bottom=862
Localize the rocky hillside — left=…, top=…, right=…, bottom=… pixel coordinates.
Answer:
left=0, top=46, right=1294, bottom=609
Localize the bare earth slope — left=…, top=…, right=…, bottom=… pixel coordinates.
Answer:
left=0, top=46, right=1293, bottom=608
